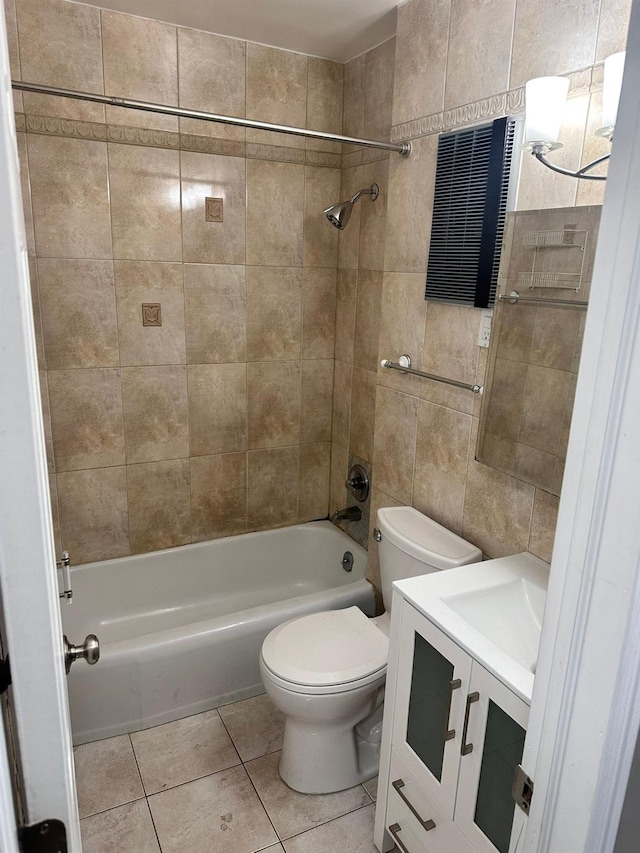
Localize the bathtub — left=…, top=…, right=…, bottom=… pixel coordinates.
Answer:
left=62, top=521, right=374, bottom=745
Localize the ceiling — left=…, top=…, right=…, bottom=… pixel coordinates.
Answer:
left=76, top=0, right=399, bottom=62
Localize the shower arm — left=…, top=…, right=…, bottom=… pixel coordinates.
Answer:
left=350, top=185, right=380, bottom=204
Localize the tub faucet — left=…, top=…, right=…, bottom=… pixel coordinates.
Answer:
left=331, top=506, right=362, bottom=525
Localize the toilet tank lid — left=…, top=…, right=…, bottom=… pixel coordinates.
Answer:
left=377, top=506, right=482, bottom=568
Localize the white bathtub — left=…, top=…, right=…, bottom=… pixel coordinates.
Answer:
left=63, top=521, right=374, bottom=744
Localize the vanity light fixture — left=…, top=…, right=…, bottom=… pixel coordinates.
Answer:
left=523, top=52, right=625, bottom=181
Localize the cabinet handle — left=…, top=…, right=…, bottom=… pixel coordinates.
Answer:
left=392, top=779, right=436, bottom=831
left=444, top=678, right=462, bottom=741
left=389, top=823, right=412, bottom=853
left=461, top=691, right=480, bottom=755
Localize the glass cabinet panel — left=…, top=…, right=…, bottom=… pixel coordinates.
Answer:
left=473, top=700, right=526, bottom=853
left=406, top=632, right=454, bottom=782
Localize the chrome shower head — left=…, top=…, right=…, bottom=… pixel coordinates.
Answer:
left=324, top=183, right=379, bottom=230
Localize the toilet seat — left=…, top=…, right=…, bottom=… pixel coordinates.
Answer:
left=261, top=606, right=388, bottom=695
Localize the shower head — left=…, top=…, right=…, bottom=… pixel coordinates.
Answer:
left=324, top=183, right=379, bottom=230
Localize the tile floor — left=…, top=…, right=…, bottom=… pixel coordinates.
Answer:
left=75, top=693, right=380, bottom=853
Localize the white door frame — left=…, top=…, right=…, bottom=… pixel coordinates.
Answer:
left=0, top=6, right=80, bottom=849
left=521, top=2, right=640, bottom=851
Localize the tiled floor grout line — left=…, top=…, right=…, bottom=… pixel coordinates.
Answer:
left=216, top=710, right=283, bottom=847
left=127, top=733, right=165, bottom=852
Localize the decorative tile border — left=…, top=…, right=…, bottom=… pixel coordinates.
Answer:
left=391, top=62, right=603, bottom=143
left=17, top=113, right=342, bottom=169
left=107, top=124, right=179, bottom=149
left=25, top=114, right=107, bottom=142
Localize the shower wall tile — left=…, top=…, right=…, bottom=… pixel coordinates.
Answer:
left=377, top=272, right=427, bottom=397
left=335, top=270, right=357, bottom=364
left=27, top=135, right=112, bottom=259
left=246, top=267, right=302, bottom=362
left=190, top=453, right=248, bottom=542
left=28, top=258, right=44, bottom=370
left=510, top=0, right=599, bottom=87
left=343, top=55, right=365, bottom=142
left=127, top=459, right=191, bottom=554
left=349, top=367, right=377, bottom=464
left=358, top=159, right=388, bottom=272
left=337, top=166, right=363, bottom=270
left=121, top=366, right=189, bottom=464
left=329, top=442, right=349, bottom=517
left=463, top=422, right=536, bottom=558
left=247, top=447, right=299, bottom=530
left=180, top=151, right=246, bottom=265
left=16, top=0, right=104, bottom=122
left=306, top=58, right=343, bottom=154
left=372, top=386, right=419, bottom=505
left=115, top=261, right=186, bottom=367
left=364, top=38, right=396, bottom=143
left=108, top=145, right=182, bottom=262
left=48, top=368, right=125, bottom=472
left=16, top=132, right=35, bottom=257
left=4, top=0, right=19, bottom=81
left=300, top=360, right=333, bottom=444
left=247, top=361, right=301, bottom=449
left=422, top=303, right=480, bottom=388
left=302, top=269, right=337, bottom=360
left=102, top=11, right=178, bottom=131
left=353, top=270, right=382, bottom=372
left=383, top=133, right=437, bottom=273
left=57, top=467, right=129, bottom=563
left=246, top=43, right=307, bottom=150
left=18, top=4, right=345, bottom=561
left=413, top=402, right=472, bottom=536
left=444, top=0, right=514, bottom=110
left=184, top=264, right=247, bottom=364
left=392, top=0, right=449, bottom=126
left=188, top=363, right=248, bottom=456
left=596, top=0, right=632, bottom=60
left=246, top=160, right=305, bottom=266
left=528, top=489, right=560, bottom=564
left=298, top=443, right=331, bottom=522
left=303, top=166, right=340, bottom=268
left=38, top=259, right=119, bottom=370
left=331, top=360, right=353, bottom=448
left=177, top=28, right=246, bottom=141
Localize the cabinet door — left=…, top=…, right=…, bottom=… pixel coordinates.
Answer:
left=392, top=601, right=473, bottom=815
left=455, top=663, right=529, bottom=853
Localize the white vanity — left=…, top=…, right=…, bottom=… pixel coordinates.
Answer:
left=374, top=552, right=549, bottom=853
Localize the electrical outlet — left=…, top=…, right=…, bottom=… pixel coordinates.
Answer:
left=477, top=309, right=493, bottom=348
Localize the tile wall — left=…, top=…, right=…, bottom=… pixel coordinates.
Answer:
left=329, top=0, right=630, bottom=591
left=6, top=0, right=342, bottom=562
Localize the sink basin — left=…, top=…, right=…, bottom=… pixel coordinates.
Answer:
left=393, top=552, right=550, bottom=702
left=442, top=577, right=545, bottom=674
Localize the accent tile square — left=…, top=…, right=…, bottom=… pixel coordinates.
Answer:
left=142, top=303, right=162, bottom=327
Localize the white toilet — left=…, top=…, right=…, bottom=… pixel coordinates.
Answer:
left=259, top=506, right=482, bottom=794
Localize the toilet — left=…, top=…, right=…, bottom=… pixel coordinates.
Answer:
left=259, top=506, right=482, bottom=794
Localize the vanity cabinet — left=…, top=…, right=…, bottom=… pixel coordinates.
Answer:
left=375, top=597, right=529, bottom=853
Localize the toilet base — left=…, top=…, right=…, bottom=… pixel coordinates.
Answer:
left=278, top=702, right=384, bottom=794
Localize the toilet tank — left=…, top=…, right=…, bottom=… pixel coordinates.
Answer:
left=376, top=506, right=482, bottom=612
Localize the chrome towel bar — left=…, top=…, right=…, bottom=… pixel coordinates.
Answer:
left=499, top=290, right=588, bottom=308
left=380, top=355, right=483, bottom=394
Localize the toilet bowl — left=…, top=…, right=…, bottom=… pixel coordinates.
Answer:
left=260, top=507, right=482, bottom=794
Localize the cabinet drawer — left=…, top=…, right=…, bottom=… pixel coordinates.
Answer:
left=385, top=751, right=475, bottom=853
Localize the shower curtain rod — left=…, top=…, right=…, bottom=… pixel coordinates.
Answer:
left=11, top=81, right=412, bottom=156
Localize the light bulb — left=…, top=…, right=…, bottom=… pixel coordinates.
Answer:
left=601, top=51, right=625, bottom=132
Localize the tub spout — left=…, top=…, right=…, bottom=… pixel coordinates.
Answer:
left=331, top=506, right=362, bottom=524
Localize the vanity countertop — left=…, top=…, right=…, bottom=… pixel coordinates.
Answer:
left=393, top=552, right=550, bottom=703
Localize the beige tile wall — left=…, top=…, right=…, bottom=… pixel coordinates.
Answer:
left=331, top=0, right=630, bottom=592
left=10, top=0, right=342, bottom=563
